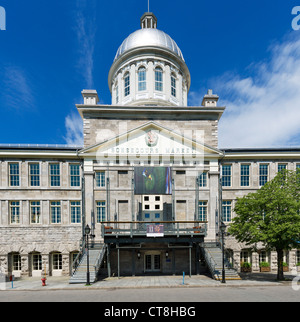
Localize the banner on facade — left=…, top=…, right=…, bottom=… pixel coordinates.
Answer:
left=146, top=224, right=164, bottom=237
left=134, top=167, right=172, bottom=195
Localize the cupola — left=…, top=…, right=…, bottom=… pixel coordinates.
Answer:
left=140, top=12, right=157, bottom=29
left=108, top=12, right=191, bottom=107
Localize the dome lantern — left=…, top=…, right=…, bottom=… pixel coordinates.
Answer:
left=141, top=12, right=157, bottom=29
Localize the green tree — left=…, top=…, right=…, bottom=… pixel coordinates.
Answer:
left=228, top=170, right=300, bottom=280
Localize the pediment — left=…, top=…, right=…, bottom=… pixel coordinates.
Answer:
left=79, top=122, right=223, bottom=160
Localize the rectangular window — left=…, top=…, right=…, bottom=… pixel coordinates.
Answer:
left=10, top=201, right=20, bottom=224
left=155, top=68, right=163, bottom=91
left=240, top=251, right=250, bottom=263
left=278, top=164, right=287, bottom=173
left=241, top=164, right=250, bottom=187
left=96, top=201, right=106, bottom=223
left=222, top=201, right=232, bottom=222
left=198, top=201, right=207, bottom=221
left=49, top=163, right=60, bottom=187
left=296, top=164, right=300, bottom=172
left=9, top=163, right=20, bottom=187
left=259, top=251, right=269, bottom=264
left=30, top=201, right=41, bottom=224
left=13, top=254, right=21, bottom=271
left=52, top=253, right=62, bottom=270
left=95, top=171, right=105, bottom=187
left=32, top=254, right=42, bottom=271
left=70, top=164, right=80, bottom=187
left=297, top=250, right=300, bottom=264
left=29, top=163, right=40, bottom=187
left=70, top=201, right=81, bottom=224
left=222, top=165, right=231, bottom=187
left=50, top=201, right=61, bottom=224
left=199, top=172, right=207, bottom=187
left=138, top=67, right=146, bottom=91
left=171, top=75, right=176, bottom=97
left=259, top=164, right=268, bottom=186
left=124, top=73, right=130, bottom=97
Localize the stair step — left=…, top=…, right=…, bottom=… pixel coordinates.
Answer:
left=202, top=243, right=240, bottom=281
left=69, top=244, right=107, bottom=284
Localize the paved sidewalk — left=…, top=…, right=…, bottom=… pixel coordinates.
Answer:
left=1, top=272, right=297, bottom=291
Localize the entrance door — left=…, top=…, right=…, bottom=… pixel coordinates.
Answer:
left=144, top=252, right=161, bottom=272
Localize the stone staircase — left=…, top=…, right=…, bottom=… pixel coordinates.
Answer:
left=202, top=243, right=241, bottom=281
left=69, top=244, right=106, bottom=284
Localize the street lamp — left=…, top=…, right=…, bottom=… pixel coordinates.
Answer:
left=220, top=221, right=226, bottom=284
left=84, top=224, right=91, bottom=285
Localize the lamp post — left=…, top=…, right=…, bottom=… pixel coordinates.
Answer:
left=220, top=221, right=226, bottom=283
left=84, top=224, right=91, bottom=285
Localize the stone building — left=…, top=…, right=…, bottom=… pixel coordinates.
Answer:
left=0, top=12, right=299, bottom=280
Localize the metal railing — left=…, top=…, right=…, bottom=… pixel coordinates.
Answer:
left=94, top=244, right=107, bottom=275
left=202, top=247, right=217, bottom=277
left=100, top=221, right=207, bottom=238
left=71, top=239, right=85, bottom=275
left=71, top=241, right=107, bottom=280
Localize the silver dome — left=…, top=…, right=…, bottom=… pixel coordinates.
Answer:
left=114, top=28, right=184, bottom=62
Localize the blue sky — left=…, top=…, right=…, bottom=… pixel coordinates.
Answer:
left=0, top=0, right=299, bottom=148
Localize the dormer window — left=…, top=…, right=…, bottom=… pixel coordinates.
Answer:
left=155, top=67, right=163, bottom=91
left=124, top=72, right=130, bottom=97
left=171, top=73, right=176, bottom=97
left=138, top=67, right=146, bottom=91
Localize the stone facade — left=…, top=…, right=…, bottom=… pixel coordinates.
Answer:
left=0, top=151, right=82, bottom=277
left=0, top=11, right=299, bottom=279
left=80, top=107, right=221, bottom=149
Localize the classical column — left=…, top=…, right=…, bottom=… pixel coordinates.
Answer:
left=208, top=165, right=219, bottom=240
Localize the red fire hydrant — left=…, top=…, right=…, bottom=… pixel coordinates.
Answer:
left=41, top=278, right=46, bottom=286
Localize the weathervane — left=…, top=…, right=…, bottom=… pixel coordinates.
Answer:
left=148, top=0, right=150, bottom=12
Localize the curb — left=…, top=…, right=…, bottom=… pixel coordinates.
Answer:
left=2, top=280, right=291, bottom=292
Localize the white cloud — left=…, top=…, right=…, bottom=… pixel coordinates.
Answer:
left=3, top=66, right=35, bottom=110
left=64, top=112, right=83, bottom=146
left=74, top=0, right=97, bottom=89
left=190, top=33, right=300, bottom=148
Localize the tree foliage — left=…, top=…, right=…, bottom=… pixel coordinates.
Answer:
left=228, top=170, right=300, bottom=280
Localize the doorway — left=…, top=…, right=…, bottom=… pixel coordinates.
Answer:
left=144, top=252, right=161, bottom=272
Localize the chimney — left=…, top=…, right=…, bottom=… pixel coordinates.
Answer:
left=81, top=90, right=99, bottom=105
left=201, top=89, right=219, bottom=107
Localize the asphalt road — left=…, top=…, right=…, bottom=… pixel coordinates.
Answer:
left=0, top=285, right=299, bottom=302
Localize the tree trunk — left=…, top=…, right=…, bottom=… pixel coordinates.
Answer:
left=276, top=249, right=284, bottom=281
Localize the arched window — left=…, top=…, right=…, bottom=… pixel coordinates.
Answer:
left=138, top=67, right=146, bottom=91
left=124, top=72, right=130, bottom=97
left=155, top=67, right=163, bottom=91
left=171, top=73, right=176, bottom=97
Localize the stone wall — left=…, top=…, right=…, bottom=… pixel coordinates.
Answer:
left=83, top=115, right=219, bottom=149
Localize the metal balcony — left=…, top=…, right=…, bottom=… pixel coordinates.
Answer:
left=100, top=221, right=207, bottom=238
